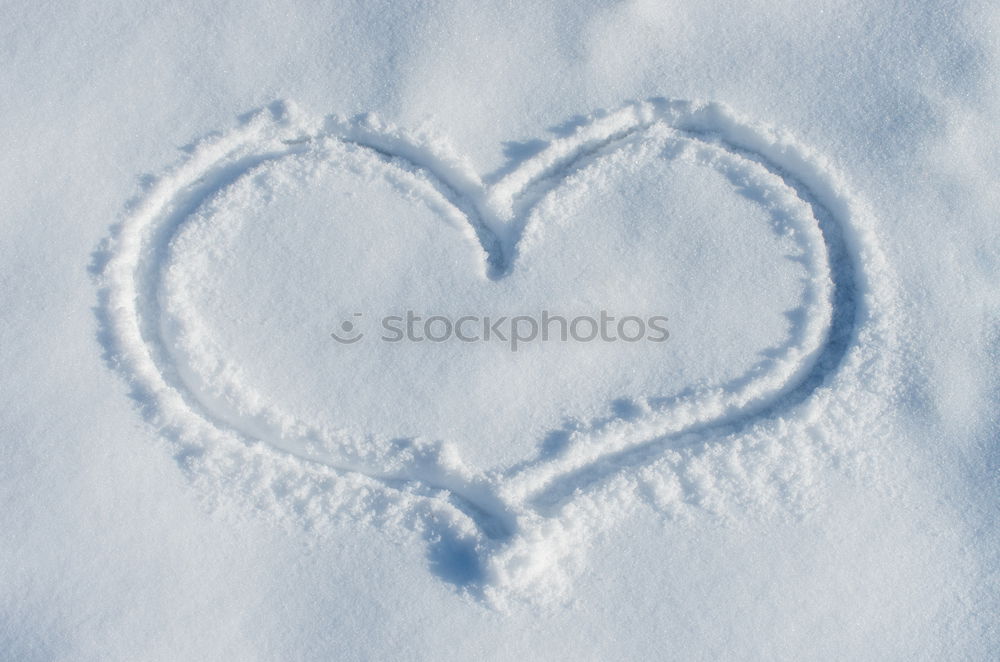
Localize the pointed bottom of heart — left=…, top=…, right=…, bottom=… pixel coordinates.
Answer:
left=97, top=98, right=896, bottom=606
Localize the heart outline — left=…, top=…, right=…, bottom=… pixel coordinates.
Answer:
left=97, top=98, right=894, bottom=604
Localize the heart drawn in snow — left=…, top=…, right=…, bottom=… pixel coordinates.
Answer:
left=98, top=99, right=891, bottom=605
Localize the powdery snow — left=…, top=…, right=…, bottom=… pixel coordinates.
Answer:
left=1, top=1, right=997, bottom=660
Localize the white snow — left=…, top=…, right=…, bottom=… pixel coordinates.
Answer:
left=1, top=1, right=997, bottom=660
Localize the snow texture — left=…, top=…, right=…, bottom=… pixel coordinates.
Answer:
left=1, top=1, right=997, bottom=659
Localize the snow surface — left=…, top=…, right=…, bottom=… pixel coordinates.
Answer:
left=1, top=1, right=998, bottom=660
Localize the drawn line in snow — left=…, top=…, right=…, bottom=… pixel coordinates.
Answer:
left=95, top=99, right=894, bottom=605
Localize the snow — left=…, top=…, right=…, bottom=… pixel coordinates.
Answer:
left=1, top=1, right=997, bottom=659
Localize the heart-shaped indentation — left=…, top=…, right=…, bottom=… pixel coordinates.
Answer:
left=98, top=99, right=893, bottom=604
